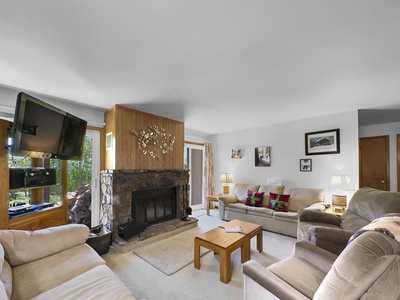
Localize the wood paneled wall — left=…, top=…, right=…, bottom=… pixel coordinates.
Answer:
left=104, top=105, right=184, bottom=170
left=0, top=119, right=10, bottom=229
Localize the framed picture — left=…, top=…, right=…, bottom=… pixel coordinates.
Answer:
left=300, top=159, right=312, bottom=172
left=305, top=128, right=340, bottom=155
left=231, top=149, right=242, bottom=159
left=255, top=146, right=271, bottom=167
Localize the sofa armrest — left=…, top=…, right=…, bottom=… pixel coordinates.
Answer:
left=0, top=224, right=90, bottom=266
left=310, top=227, right=354, bottom=255
left=313, top=226, right=353, bottom=244
left=293, top=241, right=337, bottom=273
left=243, top=260, right=309, bottom=300
left=305, top=202, right=326, bottom=212
left=298, top=208, right=341, bottom=226
left=218, top=194, right=238, bottom=205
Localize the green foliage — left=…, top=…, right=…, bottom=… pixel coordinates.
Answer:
left=9, top=135, right=93, bottom=207
left=67, top=135, right=92, bottom=192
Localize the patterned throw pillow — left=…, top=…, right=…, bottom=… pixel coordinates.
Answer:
left=245, top=190, right=265, bottom=207
left=268, top=193, right=290, bottom=212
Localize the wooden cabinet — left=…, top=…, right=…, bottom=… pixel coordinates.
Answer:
left=0, top=119, right=68, bottom=230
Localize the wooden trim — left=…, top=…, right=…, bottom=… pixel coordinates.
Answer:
left=0, top=119, right=10, bottom=229
left=398, top=134, right=400, bottom=192
left=61, top=160, right=68, bottom=223
left=87, top=125, right=105, bottom=171
left=185, top=141, right=205, bottom=146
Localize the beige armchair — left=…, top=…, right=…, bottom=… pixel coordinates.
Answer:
left=243, top=229, right=400, bottom=299
left=297, top=187, right=400, bottom=255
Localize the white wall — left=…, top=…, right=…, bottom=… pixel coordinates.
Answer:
left=0, top=85, right=105, bottom=127
left=359, top=122, right=400, bottom=192
left=210, top=111, right=359, bottom=203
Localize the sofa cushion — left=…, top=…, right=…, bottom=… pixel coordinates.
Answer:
left=0, top=243, right=12, bottom=299
left=245, top=190, right=264, bottom=207
left=246, top=206, right=275, bottom=217
left=340, top=210, right=370, bottom=232
left=12, top=243, right=105, bottom=300
left=31, top=265, right=135, bottom=300
left=314, top=231, right=400, bottom=300
left=268, top=193, right=290, bottom=212
left=345, top=187, right=400, bottom=222
left=0, top=224, right=90, bottom=266
left=273, top=211, right=298, bottom=223
left=225, top=202, right=249, bottom=213
left=258, top=185, right=284, bottom=206
left=0, top=282, right=7, bottom=300
left=283, top=187, right=324, bottom=212
left=233, top=183, right=260, bottom=203
left=268, top=256, right=327, bottom=299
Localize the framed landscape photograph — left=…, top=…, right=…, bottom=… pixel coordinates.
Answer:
left=305, top=128, right=340, bottom=155
left=300, top=159, right=312, bottom=172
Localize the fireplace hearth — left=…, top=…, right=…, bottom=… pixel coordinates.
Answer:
left=100, top=169, right=190, bottom=241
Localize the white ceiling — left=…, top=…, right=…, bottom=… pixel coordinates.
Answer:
left=1, top=1, right=400, bottom=135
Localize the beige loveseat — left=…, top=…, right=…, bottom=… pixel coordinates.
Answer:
left=0, top=224, right=135, bottom=300
left=218, top=183, right=325, bottom=237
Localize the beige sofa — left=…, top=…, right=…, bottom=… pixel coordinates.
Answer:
left=0, top=224, right=135, bottom=300
left=218, top=183, right=325, bottom=237
left=243, top=220, right=400, bottom=299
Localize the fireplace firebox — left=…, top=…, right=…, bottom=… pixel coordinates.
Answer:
left=132, top=187, right=177, bottom=224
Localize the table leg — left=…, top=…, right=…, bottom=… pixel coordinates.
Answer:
left=194, top=238, right=201, bottom=269
left=257, top=229, right=263, bottom=253
left=241, top=239, right=250, bottom=263
left=219, top=250, right=231, bottom=284
left=206, top=198, right=210, bottom=216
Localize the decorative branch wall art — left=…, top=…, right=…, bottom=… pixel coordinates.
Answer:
left=130, top=125, right=175, bottom=159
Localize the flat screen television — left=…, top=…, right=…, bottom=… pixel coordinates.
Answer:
left=10, top=92, right=87, bottom=160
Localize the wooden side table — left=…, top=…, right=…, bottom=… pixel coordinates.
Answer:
left=324, top=206, right=346, bottom=216
left=206, top=194, right=220, bottom=216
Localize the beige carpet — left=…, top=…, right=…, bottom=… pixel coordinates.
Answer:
left=132, top=226, right=212, bottom=275
left=104, top=210, right=297, bottom=300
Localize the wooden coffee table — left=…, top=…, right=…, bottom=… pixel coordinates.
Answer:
left=194, top=219, right=263, bottom=284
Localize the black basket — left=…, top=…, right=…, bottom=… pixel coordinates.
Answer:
left=86, top=225, right=112, bottom=255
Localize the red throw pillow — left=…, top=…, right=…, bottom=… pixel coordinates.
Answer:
left=245, top=190, right=265, bottom=207
left=268, top=193, right=290, bottom=212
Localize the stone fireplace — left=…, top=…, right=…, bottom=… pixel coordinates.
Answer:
left=100, top=169, right=190, bottom=240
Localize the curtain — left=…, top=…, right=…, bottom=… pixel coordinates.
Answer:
left=203, top=142, right=214, bottom=209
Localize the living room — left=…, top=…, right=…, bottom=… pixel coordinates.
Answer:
left=1, top=1, right=400, bottom=299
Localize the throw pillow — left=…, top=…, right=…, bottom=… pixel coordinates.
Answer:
left=245, top=190, right=264, bottom=207
left=268, top=193, right=290, bottom=212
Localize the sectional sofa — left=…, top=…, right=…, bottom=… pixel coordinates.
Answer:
left=0, top=224, right=135, bottom=300
left=218, top=183, right=325, bottom=237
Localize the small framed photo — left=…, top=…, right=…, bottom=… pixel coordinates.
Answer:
left=305, top=128, right=340, bottom=155
left=300, top=159, right=312, bottom=172
left=231, top=149, right=242, bottom=159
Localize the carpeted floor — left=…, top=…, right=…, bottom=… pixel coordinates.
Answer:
left=103, top=209, right=296, bottom=300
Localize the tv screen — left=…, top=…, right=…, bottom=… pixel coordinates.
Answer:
left=11, top=92, right=87, bottom=160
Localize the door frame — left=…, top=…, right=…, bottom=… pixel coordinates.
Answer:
left=397, top=134, right=400, bottom=192
left=184, top=142, right=205, bottom=210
